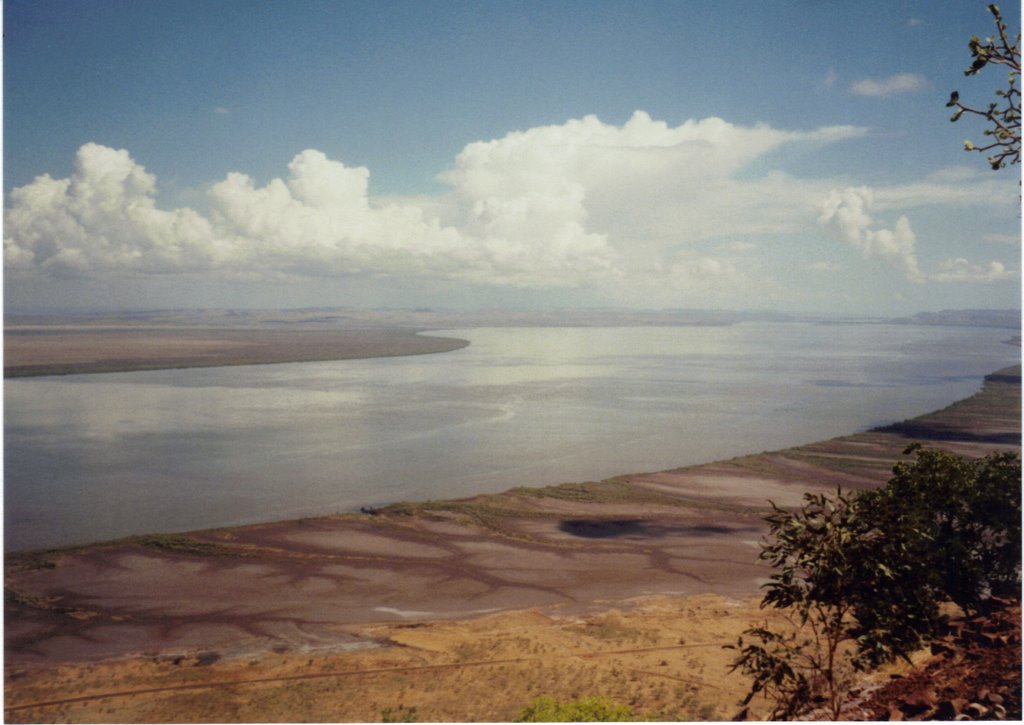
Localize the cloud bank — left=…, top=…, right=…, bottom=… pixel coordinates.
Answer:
left=6, top=114, right=857, bottom=286
left=4, top=112, right=1014, bottom=306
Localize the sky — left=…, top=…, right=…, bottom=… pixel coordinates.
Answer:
left=3, top=0, right=1022, bottom=315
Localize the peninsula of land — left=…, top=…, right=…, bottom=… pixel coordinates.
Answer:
left=4, top=364, right=1020, bottom=722
left=3, top=326, right=468, bottom=378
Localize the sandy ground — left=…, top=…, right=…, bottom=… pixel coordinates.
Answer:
left=3, top=366, right=1019, bottom=722
left=4, top=593, right=793, bottom=722
left=4, top=327, right=468, bottom=377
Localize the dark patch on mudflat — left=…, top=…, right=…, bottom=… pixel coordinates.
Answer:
left=560, top=519, right=646, bottom=538
left=194, top=651, right=221, bottom=666
left=559, top=519, right=745, bottom=539
left=870, top=422, right=1021, bottom=445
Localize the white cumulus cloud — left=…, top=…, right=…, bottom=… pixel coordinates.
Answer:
left=982, top=232, right=1021, bottom=245
left=851, top=73, right=928, bottom=97
left=932, top=258, right=1015, bottom=283
left=5, top=144, right=618, bottom=288
left=820, top=68, right=839, bottom=90
left=817, top=186, right=926, bottom=283
left=3, top=143, right=217, bottom=277
left=818, top=186, right=1012, bottom=284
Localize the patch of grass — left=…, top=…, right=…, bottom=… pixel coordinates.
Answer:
left=4, top=584, right=97, bottom=619
left=513, top=480, right=633, bottom=503
left=513, top=478, right=694, bottom=508
left=378, top=498, right=533, bottom=539
left=514, top=695, right=634, bottom=722
left=383, top=497, right=523, bottom=520
left=725, top=455, right=783, bottom=475
left=130, top=534, right=241, bottom=557
left=649, top=688, right=718, bottom=722
left=5, top=585, right=57, bottom=611
left=380, top=703, right=418, bottom=722
left=5, top=552, right=60, bottom=574
left=782, top=452, right=893, bottom=476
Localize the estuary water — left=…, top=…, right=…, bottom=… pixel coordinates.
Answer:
left=5, top=323, right=1019, bottom=551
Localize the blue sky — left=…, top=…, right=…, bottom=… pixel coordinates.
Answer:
left=4, top=0, right=1021, bottom=314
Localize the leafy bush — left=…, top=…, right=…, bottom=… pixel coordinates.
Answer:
left=514, top=696, right=634, bottom=722
left=859, top=446, right=1021, bottom=611
left=730, top=489, right=888, bottom=719
left=730, top=447, right=1021, bottom=720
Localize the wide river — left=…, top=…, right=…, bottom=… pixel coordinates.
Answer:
left=5, top=323, right=1019, bottom=551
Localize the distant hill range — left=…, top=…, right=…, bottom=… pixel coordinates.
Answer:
left=5, top=307, right=1021, bottom=331
left=894, top=309, right=1021, bottom=330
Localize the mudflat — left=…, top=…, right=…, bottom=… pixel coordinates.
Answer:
left=4, top=327, right=468, bottom=377
left=4, top=366, right=1020, bottom=722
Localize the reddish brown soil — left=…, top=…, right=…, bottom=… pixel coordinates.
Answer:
left=860, top=599, right=1022, bottom=721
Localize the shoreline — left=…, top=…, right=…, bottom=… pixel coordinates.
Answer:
left=4, top=365, right=1020, bottom=721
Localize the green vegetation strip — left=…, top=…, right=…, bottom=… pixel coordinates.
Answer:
left=130, top=534, right=246, bottom=557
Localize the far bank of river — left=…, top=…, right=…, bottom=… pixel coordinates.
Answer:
left=3, top=327, right=469, bottom=377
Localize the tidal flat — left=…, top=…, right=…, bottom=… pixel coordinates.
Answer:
left=4, top=365, right=1020, bottom=722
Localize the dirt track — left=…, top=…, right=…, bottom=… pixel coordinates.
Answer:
left=6, top=594, right=774, bottom=722
left=5, top=639, right=735, bottom=715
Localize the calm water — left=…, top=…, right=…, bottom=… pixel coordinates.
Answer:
left=5, top=323, right=1019, bottom=551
